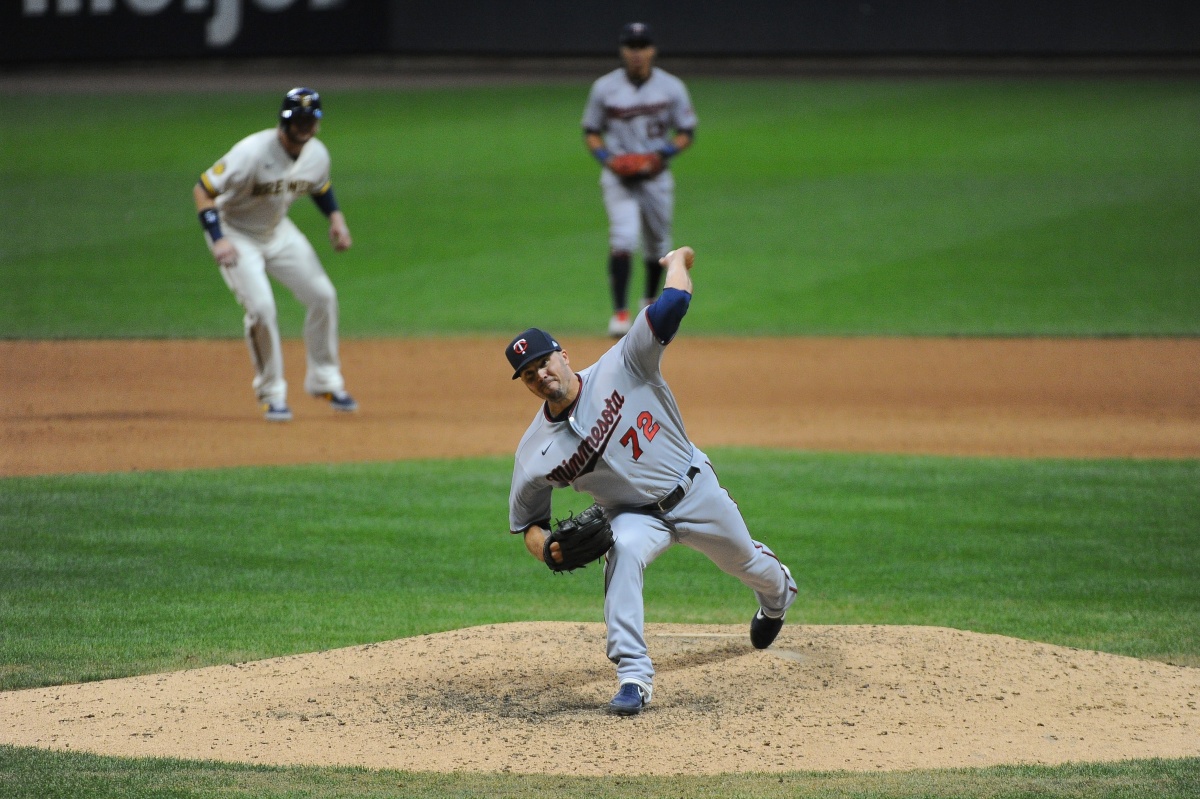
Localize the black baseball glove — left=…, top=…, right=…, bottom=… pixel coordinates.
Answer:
left=543, top=504, right=614, bottom=573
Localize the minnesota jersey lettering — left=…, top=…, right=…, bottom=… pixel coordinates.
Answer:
left=547, top=390, right=625, bottom=486
left=605, top=101, right=671, bottom=121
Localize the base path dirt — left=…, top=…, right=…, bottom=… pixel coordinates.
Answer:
left=3, top=337, right=1198, bottom=476
left=2, top=337, right=1198, bottom=774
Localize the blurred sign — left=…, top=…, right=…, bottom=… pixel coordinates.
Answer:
left=5, top=0, right=384, bottom=61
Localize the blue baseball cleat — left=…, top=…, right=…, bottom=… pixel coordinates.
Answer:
left=263, top=402, right=293, bottom=422
left=322, top=391, right=358, bottom=412
left=607, top=683, right=647, bottom=716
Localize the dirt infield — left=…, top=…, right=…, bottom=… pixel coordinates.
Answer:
left=2, top=337, right=1198, bottom=774
left=3, top=336, right=1198, bottom=477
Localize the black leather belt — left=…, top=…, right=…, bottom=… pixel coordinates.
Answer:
left=639, top=465, right=701, bottom=514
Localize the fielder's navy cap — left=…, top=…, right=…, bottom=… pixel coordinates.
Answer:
left=619, top=21, right=654, bottom=47
left=506, top=328, right=562, bottom=379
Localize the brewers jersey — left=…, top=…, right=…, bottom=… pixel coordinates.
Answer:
left=200, top=129, right=332, bottom=240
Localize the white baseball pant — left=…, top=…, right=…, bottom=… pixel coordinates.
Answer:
left=215, top=218, right=346, bottom=405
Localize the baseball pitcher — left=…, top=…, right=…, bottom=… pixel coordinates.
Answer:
left=506, top=247, right=798, bottom=715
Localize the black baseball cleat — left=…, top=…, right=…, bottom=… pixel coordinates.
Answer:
left=607, top=683, right=647, bottom=716
left=750, top=609, right=786, bottom=650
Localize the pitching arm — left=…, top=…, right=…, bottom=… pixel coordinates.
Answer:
left=659, top=129, right=693, bottom=161
left=661, top=246, right=694, bottom=293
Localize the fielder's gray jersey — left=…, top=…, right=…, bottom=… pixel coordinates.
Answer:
left=200, top=129, right=332, bottom=240
left=509, top=310, right=701, bottom=531
left=581, top=67, right=697, bottom=155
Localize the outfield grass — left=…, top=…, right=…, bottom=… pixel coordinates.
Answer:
left=4, top=77, right=1198, bottom=338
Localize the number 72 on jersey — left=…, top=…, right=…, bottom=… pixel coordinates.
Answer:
left=620, top=411, right=660, bottom=460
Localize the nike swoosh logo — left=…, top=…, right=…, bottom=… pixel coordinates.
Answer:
left=541, top=443, right=552, bottom=455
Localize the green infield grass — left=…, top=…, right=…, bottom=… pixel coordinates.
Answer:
left=1, top=745, right=1197, bottom=799
left=2, top=452, right=1198, bottom=797
left=4, top=77, right=1199, bottom=338
left=3, top=453, right=1196, bottom=691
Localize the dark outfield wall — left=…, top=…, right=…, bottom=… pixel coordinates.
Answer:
left=3, top=0, right=1198, bottom=64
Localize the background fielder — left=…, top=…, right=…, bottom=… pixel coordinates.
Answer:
left=506, top=247, right=798, bottom=716
left=193, top=87, right=357, bottom=422
left=583, top=22, right=697, bottom=338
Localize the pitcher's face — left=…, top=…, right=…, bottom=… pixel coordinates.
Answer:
left=520, top=351, right=574, bottom=405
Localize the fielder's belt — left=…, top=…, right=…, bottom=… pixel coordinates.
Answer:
left=638, top=465, right=702, bottom=513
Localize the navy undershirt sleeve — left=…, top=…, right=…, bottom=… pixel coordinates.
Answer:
left=645, top=287, right=692, bottom=344
left=312, top=187, right=340, bottom=217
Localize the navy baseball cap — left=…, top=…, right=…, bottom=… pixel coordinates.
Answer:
left=619, top=21, right=654, bottom=47
left=506, top=328, right=562, bottom=379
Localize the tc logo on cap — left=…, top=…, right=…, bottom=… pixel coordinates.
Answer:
left=506, top=327, right=562, bottom=379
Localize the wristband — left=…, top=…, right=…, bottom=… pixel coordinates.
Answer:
left=198, top=208, right=223, bottom=241
left=658, top=143, right=680, bottom=159
left=592, top=147, right=611, bottom=165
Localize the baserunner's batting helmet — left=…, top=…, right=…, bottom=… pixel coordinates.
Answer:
left=280, top=87, right=322, bottom=126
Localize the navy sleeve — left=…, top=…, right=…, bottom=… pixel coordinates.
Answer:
left=311, top=186, right=340, bottom=216
left=645, top=287, right=692, bottom=344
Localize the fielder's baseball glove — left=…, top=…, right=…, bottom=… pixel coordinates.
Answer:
left=543, top=504, right=614, bottom=573
left=608, top=152, right=664, bottom=179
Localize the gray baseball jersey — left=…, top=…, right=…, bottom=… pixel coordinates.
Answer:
left=581, top=67, right=697, bottom=155
left=509, top=314, right=699, bottom=531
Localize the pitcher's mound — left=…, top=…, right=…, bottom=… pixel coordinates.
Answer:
left=1, top=622, right=1196, bottom=775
